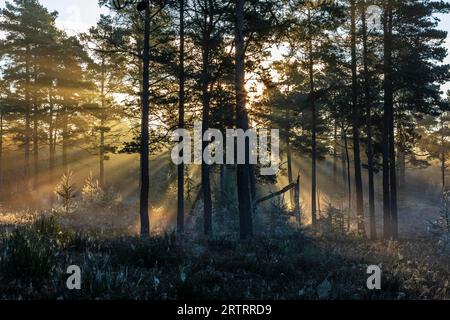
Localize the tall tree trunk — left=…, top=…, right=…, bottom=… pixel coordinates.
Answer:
left=32, top=64, right=39, bottom=191
left=235, top=0, right=253, bottom=240
left=287, top=136, right=293, bottom=204
left=0, top=110, right=3, bottom=198
left=308, top=9, right=317, bottom=230
left=442, top=152, right=446, bottom=193
left=33, top=99, right=38, bottom=190
left=383, top=0, right=393, bottom=239
left=389, top=108, right=398, bottom=239
left=295, top=175, right=301, bottom=226
left=99, top=122, right=105, bottom=186
left=99, top=58, right=106, bottom=188
left=344, top=129, right=352, bottom=230
left=62, top=104, right=68, bottom=174
left=48, top=89, right=55, bottom=205
left=397, top=142, right=406, bottom=189
left=386, top=1, right=398, bottom=240
left=248, top=165, right=257, bottom=203
left=341, top=127, right=347, bottom=185
left=396, top=121, right=405, bottom=188
left=389, top=103, right=398, bottom=237
left=350, top=0, right=365, bottom=236
left=24, top=46, right=31, bottom=189
left=441, top=116, right=446, bottom=192
left=333, top=120, right=338, bottom=184
left=201, top=2, right=213, bottom=237
left=284, top=88, right=294, bottom=207
left=139, top=1, right=151, bottom=236
left=361, top=0, right=376, bottom=239
left=177, top=0, right=186, bottom=234
left=245, top=112, right=257, bottom=202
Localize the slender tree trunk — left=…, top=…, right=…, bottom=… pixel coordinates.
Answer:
left=139, top=0, right=151, bottom=236
left=245, top=112, right=257, bottom=202
left=33, top=100, right=38, bottom=190
left=48, top=89, right=55, bottom=205
left=383, top=1, right=393, bottom=239
left=99, top=58, right=106, bottom=188
left=286, top=131, right=294, bottom=205
left=25, top=46, right=31, bottom=188
left=442, top=152, right=446, bottom=193
left=341, top=127, right=347, bottom=185
left=308, top=10, right=317, bottom=230
left=248, top=163, right=257, bottom=203
left=351, top=0, right=365, bottom=236
left=201, top=2, right=213, bottom=237
left=99, top=123, right=105, bottom=186
left=33, top=97, right=39, bottom=191
left=396, top=122, right=405, bottom=189
left=295, top=175, right=301, bottom=226
left=361, top=0, right=376, bottom=239
left=235, top=0, right=253, bottom=240
left=441, top=116, right=446, bottom=192
left=317, top=189, right=321, bottom=216
left=366, top=99, right=376, bottom=239
left=32, top=64, right=39, bottom=191
left=389, top=109, right=398, bottom=239
left=386, top=2, right=398, bottom=240
left=0, top=111, right=3, bottom=197
left=177, top=0, right=186, bottom=234
left=333, top=120, right=338, bottom=184
left=397, top=141, right=406, bottom=189
left=344, top=129, right=352, bottom=230
left=388, top=98, right=399, bottom=238
left=62, top=104, right=68, bottom=174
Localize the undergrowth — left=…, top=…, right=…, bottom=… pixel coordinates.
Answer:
left=1, top=216, right=450, bottom=299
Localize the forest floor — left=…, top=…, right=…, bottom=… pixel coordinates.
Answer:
left=1, top=214, right=450, bottom=300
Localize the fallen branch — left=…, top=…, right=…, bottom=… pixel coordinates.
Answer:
left=255, top=182, right=298, bottom=204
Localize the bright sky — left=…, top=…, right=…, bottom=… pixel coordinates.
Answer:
left=0, top=0, right=109, bottom=35
left=436, top=10, right=450, bottom=94
left=0, top=0, right=449, bottom=93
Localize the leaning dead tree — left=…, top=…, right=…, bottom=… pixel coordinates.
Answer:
left=254, top=174, right=301, bottom=226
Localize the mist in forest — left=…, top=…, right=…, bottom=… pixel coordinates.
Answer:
left=0, top=142, right=443, bottom=236
left=1, top=0, right=450, bottom=301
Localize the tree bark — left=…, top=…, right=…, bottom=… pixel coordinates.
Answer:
left=24, top=46, right=31, bottom=189
left=177, top=0, right=186, bottom=234
left=32, top=61, right=39, bottom=191
left=350, top=0, right=365, bottom=236
left=344, top=128, right=352, bottom=231
left=295, top=175, right=301, bottom=226
left=442, top=152, right=446, bottom=193
left=62, top=104, right=68, bottom=174
left=341, top=127, right=347, bottom=185
left=0, top=110, right=3, bottom=198
left=99, top=57, right=106, bottom=188
left=386, top=1, right=398, bottom=239
left=33, top=99, right=38, bottom=190
left=361, top=0, right=376, bottom=239
left=235, top=0, right=253, bottom=240
left=139, top=0, right=151, bottom=236
left=397, top=142, right=405, bottom=189
left=245, top=112, right=257, bottom=202
left=48, top=88, right=55, bottom=205
left=286, top=130, right=294, bottom=205
left=389, top=104, right=398, bottom=239
left=333, top=120, right=338, bottom=184
left=201, top=0, right=213, bottom=237
left=308, top=9, right=317, bottom=231
left=383, top=0, right=393, bottom=239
